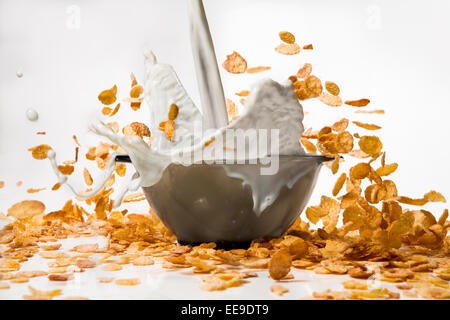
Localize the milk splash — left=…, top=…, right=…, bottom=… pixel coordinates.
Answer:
left=47, top=50, right=305, bottom=215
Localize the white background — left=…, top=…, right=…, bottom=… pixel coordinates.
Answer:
left=0, top=0, right=449, bottom=299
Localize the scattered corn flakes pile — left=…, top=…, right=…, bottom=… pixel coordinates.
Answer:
left=1, top=31, right=449, bottom=300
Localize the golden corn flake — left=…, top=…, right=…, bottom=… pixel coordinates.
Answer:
left=376, top=163, right=398, bottom=176
left=222, top=51, right=247, bottom=74
left=103, top=263, right=122, bottom=272
left=271, top=284, right=289, bottom=296
left=159, top=120, right=175, bottom=142
left=130, top=73, right=138, bottom=87
left=130, top=85, right=143, bottom=98
left=325, top=81, right=340, bottom=96
left=275, top=43, right=301, bottom=55
left=355, top=109, right=385, bottom=114
left=297, top=63, right=312, bottom=79
left=294, top=81, right=309, bottom=100
left=305, top=75, right=323, bottom=98
left=0, top=259, right=20, bottom=272
left=102, top=107, right=112, bottom=116
left=288, top=75, right=298, bottom=83
left=279, top=31, right=296, bottom=44
left=86, top=147, right=96, bottom=160
left=331, top=157, right=340, bottom=174
left=247, top=66, right=271, bottom=74
left=424, top=191, right=446, bottom=203
left=235, top=90, right=250, bottom=97
left=58, top=165, right=74, bottom=175
left=27, top=187, right=46, bottom=194
left=123, top=122, right=151, bottom=139
left=168, top=103, right=179, bottom=121
left=115, top=163, right=127, bottom=177
left=269, top=250, right=292, bottom=280
left=336, top=132, right=354, bottom=153
left=83, top=168, right=93, bottom=186
left=345, top=99, right=370, bottom=107
left=332, top=118, right=349, bottom=133
left=300, top=138, right=317, bottom=154
left=7, top=200, right=45, bottom=219
left=348, top=149, right=370, bottom=159
left=303, top=44, right=313, bottom=50
left=359, top=136, right=383, bottom=155
left=28, top=144, right=52, bottom=160
left=48, top=274, right=73, bottom=282
left=319, top=92, right=343, bottom=107
left=0, top=282, right=10, bottom=290
left=305, top=206, right=328, bottom=225
left=98, top=85, right=117, bottom=106
left=109, top=103, right=121, bottom=117
left=98, top=277, right=114, bottom=283
left=132, top=256, right=154, bottom=266
left=333, top=173, right=347, bottom=196
left=350, top=163, right=371, bottom=180
left=115, top=278, right=140, bottom=286
left=23, top=286, right=62, bottom=300
left=353, top=121, right=381, bottom=130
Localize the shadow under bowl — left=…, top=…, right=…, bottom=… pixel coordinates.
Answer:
left=141, top=155, right=330, bottom=246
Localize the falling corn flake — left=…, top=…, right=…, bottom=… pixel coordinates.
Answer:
left=424, top=190, right=446, bottom=203
left=168, top=103, right=179, bottom=121
left=58, top=165, right=75, bottom=175
left=0, top=181, right=4, bottom=189
left=325, top=81, right=340, bottom=96
left=279, top=31, right=296, bottom=44
left=102, top=107, right=112, bottom=116
left=222, top=51, right=247, bottom=74
left=352, top=121, right=382, bottom=130
left=159, top=120, right=175, bottom=142
left=355, top=109, right=385, bottom=114
left=300, top=138, right=317, bottom=154
left=345, top=99, right=371, bottom=107
left=376, top=163, right=398, bottom=177
left=319, top=92, right=343, bottom=107
left=275, top=43, right=301, bottom=56
left=331, top=157, right=340, bottom=174
left=98, top=85, right=117, bottom=106
left=332, top=173, right=347, bottom=196
left=332, top=119, right=349, bottom=133
left=235, top=90, right=250, bottom=97
left=130, top=85, right=143, bottom=98
left=83, top=168, right=93, bottom=186
left=123, top=122, right=151, bottom=139
left=247, top=66, right=271, bottom=74
left=36, top=131, right=46, bottom=135
left=297, top=63, right=312, bottom=79
left=28, top=144, right=52, bottom=160
left=27, top=187, right=46, bottom=194
left=358, top=136, right=383, bottom=155
left=303, top=44, right=313, bottom=50
left=204, top=137, right=216, bottom=148
left=115, top=163, right=127, bottom=177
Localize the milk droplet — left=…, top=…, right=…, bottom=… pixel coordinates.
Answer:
left=16, top=69, right=23, bottom=78
left=26, top=108, right=39, bottom=122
